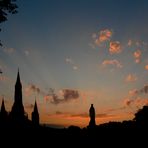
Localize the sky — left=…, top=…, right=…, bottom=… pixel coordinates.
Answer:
left=0, top=0, right=148, bottom=127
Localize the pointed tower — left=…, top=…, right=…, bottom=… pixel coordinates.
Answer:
left=0, top=98, right=8, bottom=123
left=88, top=104, right=96, bottom=128
left=32, top=100, right=39, bottom=126
left=10, top=69, right=25, bottom=122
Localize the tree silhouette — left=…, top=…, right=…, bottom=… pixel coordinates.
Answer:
left=0, top=0, right=18, bottom=46
left=134, top=105, right=148, bottom=127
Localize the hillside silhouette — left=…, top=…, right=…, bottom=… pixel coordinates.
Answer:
left=0, top=70, right=148, bottom=146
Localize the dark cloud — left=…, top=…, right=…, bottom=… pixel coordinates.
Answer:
left=25, top=84, right=45, bottom=96
left=63, top=89, right=79, bottom=100
left=131, top=85, right=148, bottom=96
left=45, top=88, right=79, bottom=105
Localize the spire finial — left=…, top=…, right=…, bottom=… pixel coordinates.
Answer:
left=16, top=68, right=21, bottom=84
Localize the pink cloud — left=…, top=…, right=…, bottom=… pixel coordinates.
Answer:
left=102, top=59, right=123, bottom=68
left=94, top=29, right=112, bottom=45
left=3, top=48, right=15, bottom=54
left=124, top=97, right=148, bottom=108
left=145, top=65, right=148, bottom=70
left=127, top=40, right=132, bottom=46
left=128, top=89, right=138, bottom=96
left=109, top=41, right=121, bottom=54
left=125, top=74, right=137, bottom=82
left=133, top=49, right=141, bottom=63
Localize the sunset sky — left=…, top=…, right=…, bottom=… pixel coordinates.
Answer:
left=0, top=0, right=148, bottom=127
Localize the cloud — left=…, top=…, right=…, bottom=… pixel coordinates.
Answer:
left=65, top=58, right=79, bottom=70
left=145, top=65, right=148, bottom=70
left=133, top=49, right=141, bottom=63
left=129, top=89, right=138, bottom=96
left=124, top=97, right=148, bottom=108
left=109, top=41, right=121, bottom=54
left=127, top=39, right=132, bottom=46
left=45, top=88, right=79, bottom=105
left=63, top=89, right=79, bottom=100
left=93, top=29, right=112, bottom=46
left=130, top=85, right=148, bottom=96
left=125, top=74, right=137, bottom=82
left=25, top=84, right=45, bottom=96
left=71, top=113, right=115, bottom=118
left=65, top=58, right=73, bottom=64
left=73, top=66, right=78, bottom=70
left=70, top=113, right=88, bottom=118
left=124, top=86, right=148, bottom=108
left=98, top=29, right=112, bottom=42
left=124, top=98, right=134, bottom=107
left=102, top=59, right=123, bottom=68
left=3, top=48, right=15, bottom=54
left=24, top=50, right=29, bottom=56
left=50, top=112, right=115, bottom=119
left=0, top=75, right=10, bottom=82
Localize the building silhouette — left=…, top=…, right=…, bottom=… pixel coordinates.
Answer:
left=0, top=69, right=40, bottom=127
left=88, top=104, right=96, bottom=128
left=32, top=100, right=39, bottom=126
left=9, top=69, right=27, bottom=124
left=0, top=98, right=8, bottom=125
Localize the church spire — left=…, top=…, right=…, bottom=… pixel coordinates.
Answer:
left=10, top=70, right=25, bottom=123
left=32, top=99, right=39, bottom=126
left=16, top=68, right=21, bottom=86
left=1, top=97, right=6, bottom=114
left=0, top=97, right=8, bottom=123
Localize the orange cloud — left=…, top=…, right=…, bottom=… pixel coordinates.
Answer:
left=128, top=85, right=148, bottom=97
left=128, top=89, right=138, bottom=96
left=145, top=65, right=148, bottom=70
left=94, top=29, right=112, bottom=45
left=102, top=59, right=122, bottom=68
left=125, top=74, right=137, bottom=82
left=3, top=48, right=15, bottom=54
left=133, top=49, right=141, bottom=63
left=124, top=97, right=148, bottom=108
left=109, top=41, right=121, bottom=54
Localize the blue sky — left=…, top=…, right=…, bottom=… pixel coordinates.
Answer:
left=0, top=0, right=148, bottom=127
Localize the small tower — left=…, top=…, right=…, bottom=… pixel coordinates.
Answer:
left=0, top=98, right=8, bottom=124
left=32, top=100, right=39, bottom=126
left=88, top=104, right=96, bottom=128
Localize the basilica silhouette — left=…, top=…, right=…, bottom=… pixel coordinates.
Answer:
left=0, top=70, right=40, bottom=128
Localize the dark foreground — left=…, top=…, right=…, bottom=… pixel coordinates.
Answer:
left=0, top=125, right=147, bottom=147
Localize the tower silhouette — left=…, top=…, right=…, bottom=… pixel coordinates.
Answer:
left=0, top=98, right=8, bottom=124
left=32, top=100, right=39, bottom=126
left=88, top=104, right=96, bottom=128
left=10, top=69, right=26, bottom=123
